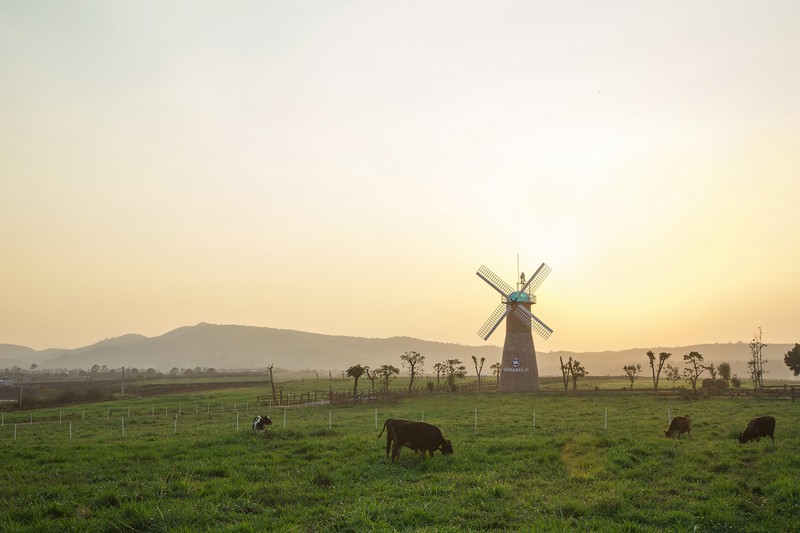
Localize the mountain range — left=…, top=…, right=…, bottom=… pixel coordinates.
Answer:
left=1, top=323, right=797, bottom=380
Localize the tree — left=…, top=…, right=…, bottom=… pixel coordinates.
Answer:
left=29, top=363, right=38, bottom=371
left=363, top=366, right=376, bottom=390
left=682, top=351, right=706, bottom=394
left=569, top=359, right=588, bottom=391
left=444, top=359, right=467, bottom=391
left=559, top=356, right=571, bottom=391
left=664, top=364, right=681, bottom=388
left=783, top=343, right=800, bottom=377
left=267, top=363, right=276, bottom=403
left=471, top=355, right=486, bottom=389
left=490, top=362, right=501, bottom=378
left=432, top=362, right=445, bottom=386
left=717, top=362, right=732, bottom=381
left=400, top=351, right=425, bottom=395
left=346, top=365, right=365, bottom=396
left=623, top=364, right=641, bottom=389
left=747, top=327, right=767, bottom=389
left=646, top=351, right=671, bottom=391
left=376, top=364, right=399, bottom=391
left=706, top=363, right=718, bottom=380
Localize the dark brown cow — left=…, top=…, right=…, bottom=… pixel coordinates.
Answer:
left=391, top=421, right=453, bottom=461
left=252, top=415, right=273, bottom=431
left=738, top=416, right=776, bottom=443
left=665, top=415, right=691, bottom=438
left=377, top=418, right=413, bottom=458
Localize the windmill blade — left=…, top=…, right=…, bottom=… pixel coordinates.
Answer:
left=476, top=265, right=514, bottom=297
left=519, top=263, right=552, bottom=295
left=477, top=303, right=511, bottom=341
left=512, top=306, right=554, bottom=340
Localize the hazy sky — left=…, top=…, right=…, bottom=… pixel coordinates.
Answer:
left=2, top=1, right=799, bottom=353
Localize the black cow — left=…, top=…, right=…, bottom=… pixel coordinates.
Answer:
left=391, top=421, right=453, bottom=461
left=377, top=418, right=413, bottom=458
left=252, top=415, right=273, bottom=431
left=665, top=415, right=691, bottom=438
left=738, top=415, right=776, bottom=443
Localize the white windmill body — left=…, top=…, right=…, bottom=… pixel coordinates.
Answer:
left=476, top=262, right=553, bottom=392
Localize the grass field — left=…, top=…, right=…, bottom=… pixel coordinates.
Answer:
left=1, top=386, right=798, bottom=531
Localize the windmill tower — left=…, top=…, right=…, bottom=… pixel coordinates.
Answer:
left=476, top=262, right=553, bottom=392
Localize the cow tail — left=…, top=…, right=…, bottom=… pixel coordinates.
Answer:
left=378, top=419, right=389, bottom=438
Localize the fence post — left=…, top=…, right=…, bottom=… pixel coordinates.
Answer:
left=121, top=416, right=125, bottom=437
left=374, top=408, right=377, bottom=429
left=174, top=413, right=178, bottom=435
left=604, top=408, right=608, bottom=431
left=283, top=410, right=287, bottom=430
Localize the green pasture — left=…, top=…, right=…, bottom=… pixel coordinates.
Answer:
left=1, top=388, right=798, bottom=531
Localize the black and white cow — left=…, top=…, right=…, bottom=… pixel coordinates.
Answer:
left=252, top=415, right=273, bottom=431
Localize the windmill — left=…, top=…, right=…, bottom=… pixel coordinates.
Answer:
left=476, top=262, right=553, bottom=392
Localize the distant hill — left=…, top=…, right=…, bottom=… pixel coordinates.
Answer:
left=1, top=323, right=797, bottom=380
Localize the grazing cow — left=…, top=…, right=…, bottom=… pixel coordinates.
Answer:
left=252, top=415, right=273, bottom=431
left=390, top=421, right=453, bottom=461
left=665, top=415, right=691, bottom=438
left=377, top=418, right=413, bottom=458
left=738, top=416, right=776, bottom=444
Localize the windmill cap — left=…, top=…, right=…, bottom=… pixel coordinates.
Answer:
left=508, top=291, right=531, bottom=302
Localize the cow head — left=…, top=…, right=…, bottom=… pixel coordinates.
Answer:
left=441, top=440, right=454, bottom=455
left=738, top=431, right=750, bottom=444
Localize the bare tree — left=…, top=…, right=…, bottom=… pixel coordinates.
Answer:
left=400, top=351, right=425, bottom=395
left=559, top=356, right=571, bottom=392
left=646, top=351, right=671, bottom=391
left=364, top=366, right=376, bottom=390
left=623, top=363, right=642, bottom=390
left=433, top=362, right=445, bottom=386
left=664, top=364, right=681, bottom=389
left=682, top=351, right=706, bottom=394
left=267, top=363, right=276, bottom=404
left=747, top=327, right=767, bottom=389
left=471, top=355, right=486, bottom=389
